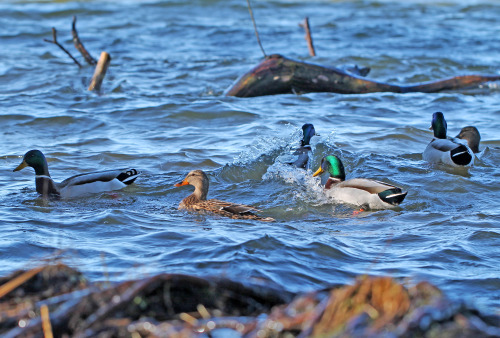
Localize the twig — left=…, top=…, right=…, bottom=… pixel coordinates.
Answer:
left=43, top=28, right=82, bottom=68
left=246, top=0, right=266, bottom=57
left=88, top=51, right=111, bottom=91
left=40, top=304, right=54, bottom=338
left=72, top=16, right=97, bottom=65
left=300, top=17, right=316, bottom=57
left=0, top=266, right=45, bottom=299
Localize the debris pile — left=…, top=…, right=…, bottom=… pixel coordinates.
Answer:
left=0, top=264, right=499, bottom=337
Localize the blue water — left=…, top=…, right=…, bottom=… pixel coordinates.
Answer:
left=1, top=0, right=499, bottom=314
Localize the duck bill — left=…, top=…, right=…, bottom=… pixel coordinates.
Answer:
left=174, top=179, right=189, bottom=187
left=312, top=167, right=324, bottom=177
left=13, top=160, right=28, bottom=172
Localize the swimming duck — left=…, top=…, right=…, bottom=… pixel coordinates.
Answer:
left=13, top=149, right=139, bottom=198
left=313, top=155, right=407, bottom=209
left=290, top=123, right=316, bottom=169
left=422, top=112, right=474, bottom=167
left=174, top=169, right=275, bottom=222
left=455, top=126, right=481, bottom=154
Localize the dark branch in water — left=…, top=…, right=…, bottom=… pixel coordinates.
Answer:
left=43, top=27, right=82, bottom=68
left=246, top=0, right=266, bottom=57
left=300, top=17, right=316, bottom=57
left=72, top=16, right=97, bottom=65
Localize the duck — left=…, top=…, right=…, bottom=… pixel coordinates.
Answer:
left=290, top=123, right=316, bottom=169
left=422, top=112, right=474, bottom=167
left=312, top=155, right=407, bottom=209
left=174, top=169, right=275, bottom=222
left=455, top=126, right=481, bottom=154
left=13, top=149, right=140, bottom=198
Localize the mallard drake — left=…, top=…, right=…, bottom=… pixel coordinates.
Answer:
left=290, top=123, right=316, bottom=169
left=13, top=149, right=139, bottom=198
left=174, top=170, right=274, bottom=222
left=455, top=126, right=481, bottom=154
left=423, top=112, right=474, bottom=167
left=313, top=155, right=407, bottom=209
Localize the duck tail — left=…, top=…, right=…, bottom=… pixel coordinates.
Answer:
left=379, top=189, right=407, bottom=206
left=117, top=169, right=140, bottom=185
left=450, top=144, right=473, bottom=166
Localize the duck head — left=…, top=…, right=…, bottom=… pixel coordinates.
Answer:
left=313, top=155, right=346, bottom=181
left=456, top=126, right=481, bottom=153
left=13, top=149, right=50, bottom=176
left=301, top=123, right=316, bottom=146
left=430, top=112, right=447, bottom=139
left=174, top=169, right=209, bottom=200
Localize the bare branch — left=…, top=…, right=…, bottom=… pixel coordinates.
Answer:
left=300, top=17, right=316, bottom=57
left=72, top=16, right=97, bottom=65
left=88, top=51, right=111, bottom=92
left=43, top=27, right=82, bottom=68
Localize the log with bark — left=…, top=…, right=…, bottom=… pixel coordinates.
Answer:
left=225, top=54, right=500, bottom=97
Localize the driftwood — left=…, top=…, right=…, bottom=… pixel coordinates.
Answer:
left=43, top=28, right=82, bottom=68
left=72, top=16, right=97, bottom=65
left=1, top=264, right=499, bottom=337
left=225, top=54, right=500, bottom=97
left=300, top=17, right=316, bottom=57
left=88, top=51, right=111, bottom=91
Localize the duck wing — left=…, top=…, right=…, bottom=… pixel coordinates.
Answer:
left=290, top=145, right=311, bottom=169
left=338, top=178, right=398, bottom=194
left=335, top=179, right=407, bottom=207
left=58, top=168, right=139, bottom=188
left=57, top=168, right=139, bottom=198
left=424, top=139, right=473, bottom=166
left=192, top=199, right=275, bottom=222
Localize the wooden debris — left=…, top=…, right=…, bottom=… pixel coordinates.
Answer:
left=43, top=28, right=82, bottom=68
left=72, top=16, right=97, bottom=65
left=225, top=54, right=500, bottom=97
left=88, top=51, right=111, bottom=91
left=300, top=17, right=316, bottom=57
left=1, top=265, right=499, bottom=337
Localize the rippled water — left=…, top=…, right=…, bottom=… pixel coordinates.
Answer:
left=1, top=0, right=500, bottom=313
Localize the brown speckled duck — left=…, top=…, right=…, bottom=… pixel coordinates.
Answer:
left=174, top=170, right=275, bottom=222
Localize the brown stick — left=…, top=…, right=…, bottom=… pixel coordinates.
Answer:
left=72, top=16, right=97, bottom=65
left=0, top=266, right=45, bottom=299
left=40, top=304, right=54, bottom=338
left=300, top=17, right=316, bottom=57
left=43, top=28, right=82, bottom=68
left=88, top=51, right=111, bottom=91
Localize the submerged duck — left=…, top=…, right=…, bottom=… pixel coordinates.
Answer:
left=174, top=169, right=274, bottom=222
left=13, top=149, right=139, bottom=198
left=291, top=123, right=316, bottom=169
left=423, top=112, right=474, bottom=167
left=455, top=126, right=481, bottom=154
left=313, top=155, right=407, bottom=209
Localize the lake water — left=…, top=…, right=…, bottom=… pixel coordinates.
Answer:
left=1, top=0, right=499, bottom=314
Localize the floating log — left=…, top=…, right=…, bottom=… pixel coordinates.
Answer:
left=88, top=51, right=111, bottom=91
left=225, top=54, right=500, bottom=97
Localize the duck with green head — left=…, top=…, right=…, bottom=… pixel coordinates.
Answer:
left=423, top=112, right=475, bottom=167
left=291, top=123, right=316, bottom=169
left=14, top=149, right=140, bottom=198
left=313, top=155, right=407, bottom=209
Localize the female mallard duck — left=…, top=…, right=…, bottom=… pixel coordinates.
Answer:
left=313, top=155, right=407, bottom=209
left=174, top=170, right=274, bottom=222
left=13, top=149, right=139, bottom=198
left=455, top=126, right=481, bottom=154
left=291, top=123, right=316, bottom=169
left=423, top=112, right=474, bottom=166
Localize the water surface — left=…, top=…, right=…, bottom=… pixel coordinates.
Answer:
left=1, top=0, right=499, bottom=313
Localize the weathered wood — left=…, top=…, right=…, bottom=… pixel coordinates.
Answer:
left=225, top=54, right=500, bottom=97
left=72, top=16, right=97, bottom=65
left=88, top=51, right=111, bottom=91
left=43, top=28, right=82, bottom=68
left=300, top=17, right=316, bottom=57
